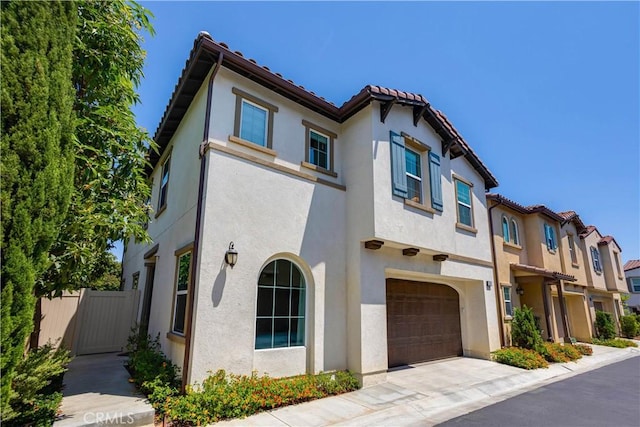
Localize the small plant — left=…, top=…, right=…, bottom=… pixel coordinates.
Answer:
left=620, top=315, right=639, bottom=339
left=573, top=343, right=593, bottom=356
left=542, top=342, right=570, bottom=363
left=592, top=338, right=638, bottom=348
left=4, top=343, right=72, bottom=426
left=511, top=306, right=546, bottom=354
left=594, top=311, right=616, bottom=340
left=493, top=347, right=549, bottom=370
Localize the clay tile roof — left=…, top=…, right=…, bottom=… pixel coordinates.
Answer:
left=510, top=263, right=576, bottom=282
left=624, top=260, right=640, bottom=271
left=580, top=225, right=598, bottom=239
left=150, top=32, right=498, bottom=188
left=558, top=211, right=576, bottom=219
left=598, top=235, right=622, bottom=251
left=485, top=193, right=563, bottom=221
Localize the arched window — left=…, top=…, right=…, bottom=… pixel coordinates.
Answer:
left=502, top=216, right=510, bottom=242
left=510, top=218, right=520, bottom=245
left=255, top=259, right=305, bottom=349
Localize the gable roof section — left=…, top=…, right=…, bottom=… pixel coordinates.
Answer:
left=598, top=235, right=622, bottom=251
left=556, top=210, right=587, bottom=233
left=624, top=260, right=640, bottom=271
left=485, top=193, right=564, bottom=222
left=151, top=32, right=498, bottom=188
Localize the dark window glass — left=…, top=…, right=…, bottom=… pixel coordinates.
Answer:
left=256, top=287, right=273, bottom=317
left=255, top=318, right=272, bottom=349
left=174, top=294, right=186, bottom=333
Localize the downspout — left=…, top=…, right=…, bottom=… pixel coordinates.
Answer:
left=182, top=51, right=224, bottom=392
left=487, top=195, right=505, bottom=347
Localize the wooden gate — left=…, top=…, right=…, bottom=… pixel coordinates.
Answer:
left=38, top=289, right=140, bottom=355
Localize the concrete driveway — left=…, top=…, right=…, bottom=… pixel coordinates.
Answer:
left=214, top=344, right=639, bottom=426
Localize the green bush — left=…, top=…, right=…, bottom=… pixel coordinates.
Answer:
left=4, top=343, right=71, bottom=427
left=542, top=342, right=570, bottom=363
left=592, top=338, right=638, bottom=348
left=511, top=306, right=546, bottom=354
left=164, top=370, right=360, bottom=425
left=493, top=347, right=549, bottom=370
left=620, top=315, right=640, bottom=339
left=595, top=311, right=616, bottom=339
left=573, top=343, right=593, bottom=356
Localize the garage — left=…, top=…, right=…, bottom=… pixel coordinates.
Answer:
left=386, top=279, right=462, bottom=367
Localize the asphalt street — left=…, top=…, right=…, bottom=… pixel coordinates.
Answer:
left=437, top=356, right=640, bottom=427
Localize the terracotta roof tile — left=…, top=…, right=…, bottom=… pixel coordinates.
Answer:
left=598, top=235, right=622, bottom=251
left=486, top=193, right=563, bottom=221
left=510, top=263, right=576, bottom=282
left=624, top=260, right=640, bottom=271
left=558, top=210, right=576, bottom=219
left=580, top=225, right=598, bottom=239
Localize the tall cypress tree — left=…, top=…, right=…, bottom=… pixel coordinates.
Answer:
left=0, top=1, right=76, bottom=417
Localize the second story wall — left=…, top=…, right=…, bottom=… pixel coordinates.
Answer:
left=599, top=241, right=627, bottom=292
left=490, top=204, right=527, bottom=282
left=559, top=221, right=588, bottom=286
left=368, top=103, right=492, bottom=262
left=580, top=231, right=607, bottom=291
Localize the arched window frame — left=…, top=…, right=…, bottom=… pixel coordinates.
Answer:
left=502, top=215, right=510, bottom=242
left=510, top=218, right=520, bottom=245
left=255, top=259, right=306, bottom=350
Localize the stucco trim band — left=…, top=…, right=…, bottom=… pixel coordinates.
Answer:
left=206, top=142, right=346, bottom=191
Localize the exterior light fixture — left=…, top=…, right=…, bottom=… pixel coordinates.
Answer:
left=225, top=242, right=238, bottom=268
left=516, top=286, right=524, bottom=296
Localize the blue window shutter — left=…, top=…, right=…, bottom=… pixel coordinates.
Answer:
left=390, top=131, right=407, bottom=197
left=429, top=152, right=443, bottom=211
left=544, top=224, right=551, bottom=250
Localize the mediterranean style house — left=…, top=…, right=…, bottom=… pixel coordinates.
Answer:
left=121, top=32, right=502, bottom=387
left=624, top=260, right=640, bottom=314
left=487, top=194, right=626, bottom=344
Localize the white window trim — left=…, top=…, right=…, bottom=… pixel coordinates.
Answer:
left=510, top=218, right=520, bottom=245
left=502, top=285, right=513, bottom=318
left=405, top=146, right=423, bottom=204
left=240, top=98, right=269, bottom=147
left=502, top=215, right=510, bottom=242
left=171, top=247, right=192, bottom=336
left=156, top=155, right=171, bottom=215
left=631, top=278, right=640, bottom=293
left=309, top=128, right=331, bottom=170
left=454, top=177, right=475, bottom=231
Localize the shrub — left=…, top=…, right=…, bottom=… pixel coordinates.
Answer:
left=542, top=342, right=570, bottom=363
left=620, top=315, right=640, bottom=339
left=164, top=370, right=360, bottom=425
left=592, top=338, right=638, bottom=348
left=493, top=347, right=549, bottom=370
left=4, top=343, right=71, bottom=427
left=594, top=311, right=616, bottom=339
left=511, top=306, right=546, bottom=354
left=574, top=343, right=593, bottom=356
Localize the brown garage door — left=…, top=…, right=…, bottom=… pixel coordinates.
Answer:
left=386, top=279, right=462, bottom=367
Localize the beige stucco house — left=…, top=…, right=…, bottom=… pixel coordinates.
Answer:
left=579, top=225, right=627, bottom=333
left=486, top=195, right=593, bottom=344
left=121, top=32, right=502, bottom=388
left=624, top=260, right=640, bottom=313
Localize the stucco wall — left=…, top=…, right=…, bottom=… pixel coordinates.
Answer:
left=580, top=231, right=607, bottom=291
left=599, top=243, right=627, bottom=292
left=559, top=222, right=588, bottom=286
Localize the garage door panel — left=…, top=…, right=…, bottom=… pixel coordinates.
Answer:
left=386, top=279, right=462, bottom=367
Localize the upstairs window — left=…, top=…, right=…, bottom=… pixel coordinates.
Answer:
left=455, top=178, right=474, bottom=228
left=614, top=252, right=622, bottom=278
left=309, top=130, right=329, bottom=170
left=631, top=278, right=640, bottom=293
left=158, top=156, right=170, bottom=213
left=405, top=148, right=422, bottom=203
left=568, top=234, right=578, bottom=264
left=544, top=223, right=557, bottom=251
left=389, top=131, right=442, bottom=211
left=590, top=246, right=602, bottom=273
left=510, top=219, right=520, bottom=245
left=301, top=120, right=337, bottom=175
left=232, top=87, right=278, bottom=149
left=502, top=216, right=510, bottom=242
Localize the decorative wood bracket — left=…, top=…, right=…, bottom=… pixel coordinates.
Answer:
left=402, top=248, right=420, bottom=257
left=433, top=254, right=449, bottom=262
left=364, top=240, right=384, bottom=250
left=413, top=105, right=428, bottom=127
left=379, top=99, right=397, bottom=123
left=442, top=138, right=456, bottom=157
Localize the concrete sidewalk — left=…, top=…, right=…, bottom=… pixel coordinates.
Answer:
left=54, top=353, right=154, bottom=427
left=214, top=344, right=640, bottom=427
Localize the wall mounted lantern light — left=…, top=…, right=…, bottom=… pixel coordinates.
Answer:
left=225, top=242, right=238, bottom=268
left=516, top=286, right=525, bottom=296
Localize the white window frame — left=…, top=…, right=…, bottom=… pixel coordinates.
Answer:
left=172, top=248, right=192, bottom=335
left=240, top=99, right=269, bottom=147
left=454, top=178, right=474, bottom=228
left=568, top=233, right=578, bottom=265
left=614, top=251, right=622, bottom=278
left=631, top=278, right=640, bottom=293
left=308, top=129, right=330, bottom=170
left=502, top=216, right=510, bottom=242
left=405, top=147, right=423, bottom=204
left=503, top=285, right=513, bottom=317
left=510, top=218, right=520, bottom=245
left=157, top=155, right=170, bottom=213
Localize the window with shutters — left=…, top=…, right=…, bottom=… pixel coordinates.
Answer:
left=389, top=131, right=442, bottom=213
left=544, top=223, right=557, bottom=251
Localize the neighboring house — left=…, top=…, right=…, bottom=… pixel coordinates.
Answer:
left=578, top=226, right=626, bottom=334
left=122, top=32, right=502, bottom=387
left=486, top=195, right=592, bottom=344
left=624, top=260, right=640, bottom=314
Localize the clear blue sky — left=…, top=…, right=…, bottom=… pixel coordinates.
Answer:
left=113, top=1, right=639, bottom=262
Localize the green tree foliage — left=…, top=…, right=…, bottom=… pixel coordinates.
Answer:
left=511, top=306, right=546, bottom=354
left=89, top=252, right=122, bottom=291
left=0, top=0, right=76, bottom=417
left=619, top=314, right=639, bottom=339
left=40, top=0, right=156, bottom=296
left=595, top=310, right=616, bottom=340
